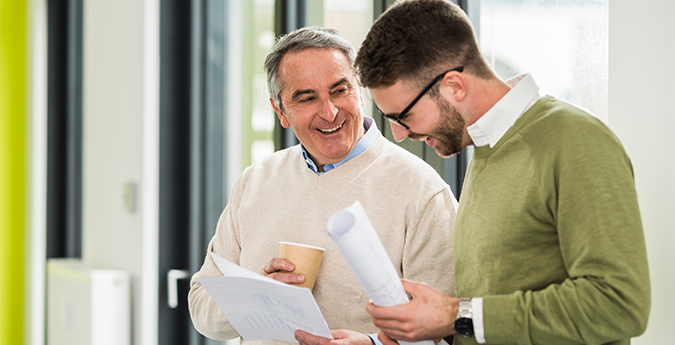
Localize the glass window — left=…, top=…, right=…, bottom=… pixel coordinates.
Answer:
left=247, top=0, right=276, bottom=165
left=324, top=0, right=373, bottom=49
left=213, top=0, right=276, bottom=177
left=477, top=0, right=608, bottom=122
left=221, top=0, right=375, bottom=178
left=323, top=0, right=375, bottom=124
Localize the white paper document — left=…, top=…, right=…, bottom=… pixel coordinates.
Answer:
left=197, top=252, right=333, bottom=343
left=326, top=200, right=434, bottom=345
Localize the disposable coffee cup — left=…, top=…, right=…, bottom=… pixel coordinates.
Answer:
left=278, top=241, right=325, bottom=291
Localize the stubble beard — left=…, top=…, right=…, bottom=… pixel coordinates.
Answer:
left=430, top=96, right=466, bottom=158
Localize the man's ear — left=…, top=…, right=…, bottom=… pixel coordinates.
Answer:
left=440, top=70, right=467, bottom=102
left=270, top=98, right=290, bottom=128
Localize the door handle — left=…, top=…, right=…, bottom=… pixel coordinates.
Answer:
left=167, top=269, right=190, bottom=309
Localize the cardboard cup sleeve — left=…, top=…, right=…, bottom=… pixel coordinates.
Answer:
left=278, top=241, right=325, bottom=291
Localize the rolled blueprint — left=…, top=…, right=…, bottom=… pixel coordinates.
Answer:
left=326, top=200, right=434, bottom=345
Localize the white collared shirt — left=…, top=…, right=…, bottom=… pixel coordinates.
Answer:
left=467, top=73, right=541, bottom=148
left=465, top=73, right=541, bottom=344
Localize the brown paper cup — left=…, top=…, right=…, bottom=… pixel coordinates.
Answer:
left=278, top=241, right=325, bottom=291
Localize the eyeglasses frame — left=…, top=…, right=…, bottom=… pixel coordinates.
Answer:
left=377, top=66, right=464, bottom=130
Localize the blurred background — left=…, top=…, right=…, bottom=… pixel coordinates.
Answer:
left=1, top=0, right=673, bottom=344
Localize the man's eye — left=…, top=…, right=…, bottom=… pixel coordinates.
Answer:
left=299, top=96, right=315, bottom=103
left=332, top=88, right=348, bottom=95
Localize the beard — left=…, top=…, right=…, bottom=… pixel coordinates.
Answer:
left=410, top=96, right=466, bottom=157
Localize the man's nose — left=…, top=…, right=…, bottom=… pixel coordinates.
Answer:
left=319, top=99, right=338, bottom=122
left=390, top=121, right=409, bottom=142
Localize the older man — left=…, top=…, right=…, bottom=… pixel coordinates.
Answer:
left=355, top=1, right=650, bottom=345
left=188, top=26, right=457, bottom=345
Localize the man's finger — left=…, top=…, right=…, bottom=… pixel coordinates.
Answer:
left=400, top=279, right=425, bottom=296
left=295, top=329, right=328, bottom=345
left=268, top=271, right=305, bottom=284
left=261, top=258, right=295, bottom=275
left=366, top=301, right=402, bottom=319
left=377, top=332, right=400, bottom=345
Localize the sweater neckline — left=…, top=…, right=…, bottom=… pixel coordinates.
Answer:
left=299, top=134, right=387, bottom=184
left=472, top=95, right=554, bottom=160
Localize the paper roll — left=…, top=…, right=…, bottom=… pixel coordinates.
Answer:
left=327, top=200, right=434, bottom=345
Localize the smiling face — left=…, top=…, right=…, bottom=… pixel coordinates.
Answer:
left=371, top=78, right=470, bottom=158
left=271, top=48, right=365, bottom=169
left=422, top=97, right=466, bottom=157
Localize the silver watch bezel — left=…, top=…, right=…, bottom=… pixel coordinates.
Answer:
left=453, top=297, right=474, bottom=338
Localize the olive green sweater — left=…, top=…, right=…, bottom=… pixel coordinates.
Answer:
left=455, top=96, right=650, bottom=345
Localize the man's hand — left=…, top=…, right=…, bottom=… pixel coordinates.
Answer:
left=366, top=280, right=459, bottom=342
left=260, top=258, right=305, bottom=285
left=295, top=329, right=374, bottom=345
left=375, top=332, right=400, bottom=345
left=376, top=332, right=449, bottom=345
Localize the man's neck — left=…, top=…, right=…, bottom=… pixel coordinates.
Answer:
left=308, top=118, right=369, bottom=173
left=464, top=78, right=511, bottom=126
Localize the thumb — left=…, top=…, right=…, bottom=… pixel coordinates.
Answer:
left=294, top=330, right=311, bottom=344
left=400, top=279, right=424, bottom=296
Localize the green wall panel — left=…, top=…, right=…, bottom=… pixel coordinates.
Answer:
left=0, top=0, right=27, bottom=344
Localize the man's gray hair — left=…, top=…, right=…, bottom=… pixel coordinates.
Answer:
left=264, top=26, right=356, bottom=113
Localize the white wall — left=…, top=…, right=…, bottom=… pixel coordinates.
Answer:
left=81, top=1, right=156, bottom=345
left=29, top=1, right=48, bottom=344
left=609, top=0, right=675, bottom=343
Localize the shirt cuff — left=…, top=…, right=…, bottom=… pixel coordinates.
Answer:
left=472, top=297, right=485, bottom=343
left=367, top=333, right=383, bottom=345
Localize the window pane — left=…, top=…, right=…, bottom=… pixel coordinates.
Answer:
left=324, top=0, right=373, bottom=50
left=323, top=0, right=374, bottom=120
left=220, top=0, right=276, bottom=171
left=478, top=0, right=608, bottom=122
left=248, top=0, right=276, bottom=165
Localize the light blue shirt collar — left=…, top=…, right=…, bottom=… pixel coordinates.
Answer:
left=301, top=117, right=378, bottom=175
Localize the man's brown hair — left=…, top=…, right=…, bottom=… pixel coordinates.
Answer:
left=355, top=0, right=493, bottom=91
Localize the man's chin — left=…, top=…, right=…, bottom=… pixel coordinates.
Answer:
left=432, top=144, right=461, bottom=158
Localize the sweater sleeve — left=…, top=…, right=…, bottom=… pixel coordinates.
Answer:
left=481, top=119, right=650, bottom=344
left=402, top=186, right=457, bottom=297
left=187, top=176, right=246, bottom=340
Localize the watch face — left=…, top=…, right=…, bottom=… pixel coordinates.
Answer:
left=454, top=318, right=474, bottom=338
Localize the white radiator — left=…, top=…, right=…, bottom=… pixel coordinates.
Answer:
left=47, top=259, right=131, bottom=345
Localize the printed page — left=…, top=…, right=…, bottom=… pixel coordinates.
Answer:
left=198, top=252, right=333, bottom=343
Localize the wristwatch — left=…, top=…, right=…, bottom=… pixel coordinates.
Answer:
left=453, top=297, right=474, bottom=338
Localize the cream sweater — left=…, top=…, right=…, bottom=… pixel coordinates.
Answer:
left=188, top=135, right=457, bottom=344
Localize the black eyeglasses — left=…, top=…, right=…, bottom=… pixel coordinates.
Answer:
left=377, top=66, right=464, bottom=130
